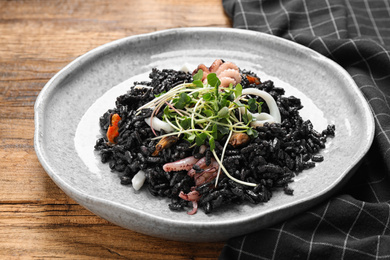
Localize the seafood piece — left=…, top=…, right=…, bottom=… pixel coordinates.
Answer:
left=132, top=170, right=146, bottom=191
left=229, top=132, right=250, bottom=148
left=246, top=74, right=261, bottom=85
left=187, top=157, right=219, bottom=186
left=107, top=113, right=121, bottom=144
left=193, top=159, right=219, bottom=186
left=240, top=88, right=281, bottom=127
left=179, top=190, right=200, bottom=215
left=187, top=157, right=207, bottom=177
left=215, top=61, right=240, bottom=75
left=162, top=156, right=199, bottom=172
left=192, top=59, right=242, bottom=88
left=250, top=113, right=276, bottom=127
left=165, top=155, right=220, bottom=214
left=193, top=64, right=210, bottom=81
left=219, top=77, right=236, bottom=88
left=208, top=59, right=223, bottom=73
left=218, top=68, right=241, bottom=84
left=193, top=59, right=223, bottom=80
left=215, top=61, right=241, bottom=88
left=179, top=190, right=201, bottom=201
left=152, top=136, right=179, bottom=156
left=144, top=116, right=174, bottom=133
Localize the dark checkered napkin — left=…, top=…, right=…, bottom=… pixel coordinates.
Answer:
left=220, top=0, right=390, bottom=259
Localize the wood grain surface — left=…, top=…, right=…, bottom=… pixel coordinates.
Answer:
left=0, top=1, right=231, bottom=258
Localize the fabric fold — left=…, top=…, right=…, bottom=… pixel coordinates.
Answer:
left=220, top=0, right=390, bottom=259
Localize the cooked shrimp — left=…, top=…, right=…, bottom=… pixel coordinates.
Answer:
left=192, top=59, right=242, bottom=88
left=215, top=61, right=240, bottom=75
left=208, top=59, right=223, bottom=73
left=218, top=69, right=241, bottom=83
left=219, top=77, right=236, bottom=88
left=192, top=64, right=210, bottom=81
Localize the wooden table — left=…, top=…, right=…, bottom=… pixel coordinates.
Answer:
left=0, top=1, right=230, bottom=258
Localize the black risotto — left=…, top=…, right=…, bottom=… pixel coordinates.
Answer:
left=94, top=67, right=335, bottom=214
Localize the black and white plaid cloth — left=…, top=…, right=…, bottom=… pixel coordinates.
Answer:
left=220, top=0, right=390, bottom=259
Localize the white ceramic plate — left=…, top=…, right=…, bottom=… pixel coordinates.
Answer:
left=34, top=28, right=374, bottom=242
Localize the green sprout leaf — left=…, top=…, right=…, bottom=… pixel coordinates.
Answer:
left=163, top=105, right=172, bottom=119
left=247, top=112, right=253, bottom=122
left=217, top=107, right=229, bottom=118
left=203, top=109, right=214, bottom=117
left=195, top=132, right=207, bottom=146
left=193, top=69, right=203, bottom=81
left=154, top=90, right=166, bottom=97
left=235, top=83, right=242, bottom=98
left=193, top=80, right=203, bottom=88
left=186, top=133, right=196, bottom=143
left=203, top=93, right=212, bottom=101
left=211, top=124, right=218, bottom=139
left=217, top=125, right=230, bottom=135
left=233, top=101, right=245, bottom=107
left=180, top=117, right=191, bottom=129
left=207, top=73, right=221, bottom=88
left=209, top=136, right=215, bottom=151
left=207, top=73, right=221, bottom=98
left=246, top=127, right=258, bottom=138
left=175, top=92, right=191, bottom=109
left=248, top=98, right=257, bottom=112
left=242, top=113, right=249, bottom=124
left=219, top=95, right=230, bottom=108
left=211, top=100, right=219, bottom=112
left=258, top=101, right=264, bottom=113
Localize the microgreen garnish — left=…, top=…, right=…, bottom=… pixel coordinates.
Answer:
left=138, top=69, right=263, bottom=187
left=154, top=90, right=166, bottom=97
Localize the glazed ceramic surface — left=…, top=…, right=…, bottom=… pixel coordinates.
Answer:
left=34, top=28, right=374, bottom=242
